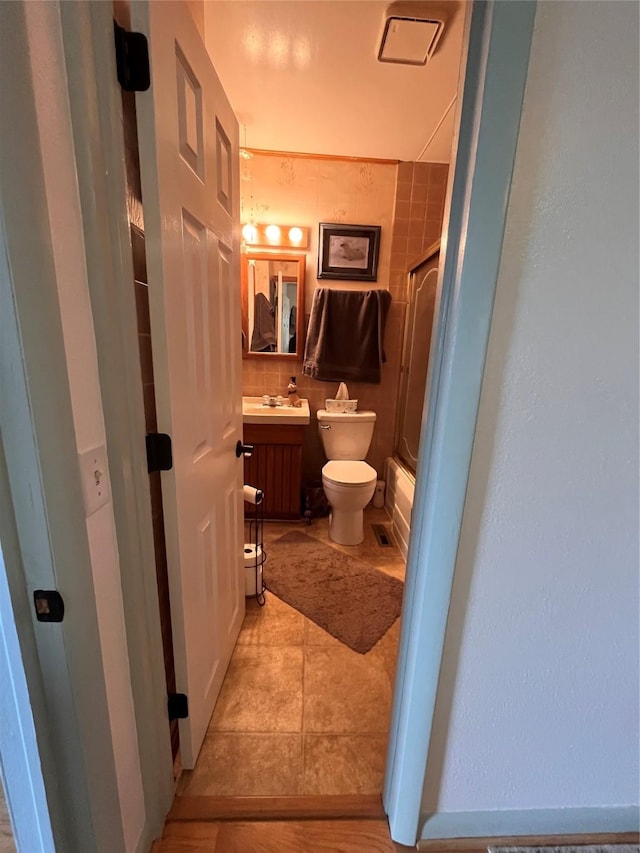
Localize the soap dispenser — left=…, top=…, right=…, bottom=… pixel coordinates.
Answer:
left=287, top=376, right=302, bottom=408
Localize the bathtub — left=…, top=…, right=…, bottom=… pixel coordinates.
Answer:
left=384, top=457, right=415, bottom=560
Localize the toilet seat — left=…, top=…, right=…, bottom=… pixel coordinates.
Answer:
left=322, top=460, right=377, bottom=487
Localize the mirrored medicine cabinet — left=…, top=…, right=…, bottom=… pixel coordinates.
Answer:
left=241, top=252, right=305, bottom=359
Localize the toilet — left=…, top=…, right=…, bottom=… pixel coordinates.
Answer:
left=317, top=409, right=377, bottom=546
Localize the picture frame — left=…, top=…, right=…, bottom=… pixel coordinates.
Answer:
left=317, top=223, right=382, bottom=281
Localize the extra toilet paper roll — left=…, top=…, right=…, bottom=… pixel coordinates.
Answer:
left=243, top=544, right=264, bottom=597
left=243, top=485, right=264, bottom=505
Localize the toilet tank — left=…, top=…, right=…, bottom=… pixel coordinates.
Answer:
left=317, top=410, right=376, bottom=460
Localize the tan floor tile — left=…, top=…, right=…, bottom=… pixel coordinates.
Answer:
left=304, top=617, right=344, bottom=648
left=369, top=619, right=401, bottom=688
left=303, top=734, right=388, bottom=795
left=238, top=593, right=304, bottom=646
left=210, top=645, right=303, bottom=732
left=186, top=508, right=405, bottom=797
left=179, top=733, right=303, bottom=796
left=304, top=646, right=392, bottom=734
left=375, top=559, right=406, bottom=580
left=304, top=616, right=400, bottom=682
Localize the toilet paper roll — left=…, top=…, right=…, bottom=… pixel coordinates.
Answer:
left=243, top=543, right=264, bottom=568
left=243, top=485, right=264, bottom=505
left=243, top=543, right=264, bottom=597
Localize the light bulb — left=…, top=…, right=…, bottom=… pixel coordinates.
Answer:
left=289, top=227, right=303, bottom=244
left=265, top=224, right=281, bottom=242
left=242, top=223, right=257, bottom=243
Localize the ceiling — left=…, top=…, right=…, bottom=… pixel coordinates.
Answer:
left=203, top=1, right=466, bottom=162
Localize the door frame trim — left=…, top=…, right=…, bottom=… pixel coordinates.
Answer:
left=57, top=1, right=175, bottom=845
left=0, top=4, right=129, bottom=848
left=383, top=1, right=537, bottom=844
left=0, top=232, right=59, bottom=853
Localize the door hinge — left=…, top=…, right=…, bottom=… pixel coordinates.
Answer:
left=146, top=433, right=173, bottom=473
left=114, top=22, right=151, bottom=92
left=168, top=693, right=189, bottom=721
left=33, top=590, right=65, bottom=623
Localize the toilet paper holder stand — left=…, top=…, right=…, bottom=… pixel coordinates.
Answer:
left=244, top=483, right=266, bottom=606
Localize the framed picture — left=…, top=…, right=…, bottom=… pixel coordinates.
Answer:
left=317, top=223, right=381, bottom=281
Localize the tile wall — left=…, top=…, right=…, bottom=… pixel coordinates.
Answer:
left=389, top=162, right=449, bottom=303
left=384, top=161, right=449, bottom=475
left=241, top=154, right=448, bottom=482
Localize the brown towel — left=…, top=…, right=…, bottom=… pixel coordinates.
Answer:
left=250, top=292, right=277, bottom=352
left=302, top=288, right=392, bottom=383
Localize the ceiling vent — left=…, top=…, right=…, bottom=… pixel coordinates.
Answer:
left=377, top=2, right=446, bottom=66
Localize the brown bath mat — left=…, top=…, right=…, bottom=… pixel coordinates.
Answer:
left=264, top=530, right=404, bottom=654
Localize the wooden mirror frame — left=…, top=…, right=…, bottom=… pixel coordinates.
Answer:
left=241, top=252, right=306, bottom=360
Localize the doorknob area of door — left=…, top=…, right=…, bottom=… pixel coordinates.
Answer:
left=236, top=440, right=254, bottom=458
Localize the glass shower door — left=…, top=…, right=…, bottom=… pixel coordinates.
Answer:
left=395, top=245, right=440, bottom=474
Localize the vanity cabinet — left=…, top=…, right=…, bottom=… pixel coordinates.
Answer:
left=243, top=424, right=303, bottom=519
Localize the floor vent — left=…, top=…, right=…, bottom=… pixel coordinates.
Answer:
left=371, top=523, right=394, bottom=548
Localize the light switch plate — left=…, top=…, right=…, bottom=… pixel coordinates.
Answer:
left=79, top=445, right=111, bottom=516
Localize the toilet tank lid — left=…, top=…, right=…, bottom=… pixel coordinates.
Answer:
left=317, top=409, right=376, bottom=422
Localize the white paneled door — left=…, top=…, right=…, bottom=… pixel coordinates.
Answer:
left=133, top=1, right=244, bottom=767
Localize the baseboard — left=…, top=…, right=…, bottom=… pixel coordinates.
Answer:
left=167, top=794, right=386, bottom=822
left=418, top=831, right=639, bottom=852
left=419, top=806, right=640, bottom=841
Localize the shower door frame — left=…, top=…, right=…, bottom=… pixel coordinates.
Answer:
left=394, top=240, right=440, bottom=478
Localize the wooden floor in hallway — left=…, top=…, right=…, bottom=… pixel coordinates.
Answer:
left=152, top=816, right=413, bottom=852
left=0, top=783, right=15, bottom=853
left=152, top=817, right=639, bottom=853
left=176, top=507, right=405, bottom=799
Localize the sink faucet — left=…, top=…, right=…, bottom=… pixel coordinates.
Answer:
left=262, top=395, right=284, bottom=407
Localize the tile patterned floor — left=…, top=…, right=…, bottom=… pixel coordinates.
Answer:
left=178, top=507, right=405, bottom=798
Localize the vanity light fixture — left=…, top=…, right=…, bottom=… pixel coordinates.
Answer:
left=242, top=223, right=258, bottom=243
left=241, top=223, right=310, bottom=250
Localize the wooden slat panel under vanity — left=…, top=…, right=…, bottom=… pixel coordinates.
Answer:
left=243, top=424, right=304, bottom=520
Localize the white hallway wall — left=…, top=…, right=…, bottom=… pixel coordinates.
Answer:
left=422, top=0, right=639, bottom=826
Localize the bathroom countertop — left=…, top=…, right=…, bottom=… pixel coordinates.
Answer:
left=242, top=396, right=310, bottom=425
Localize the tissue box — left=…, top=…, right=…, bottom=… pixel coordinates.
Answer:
left=325, top=399, right=358, bottom=413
